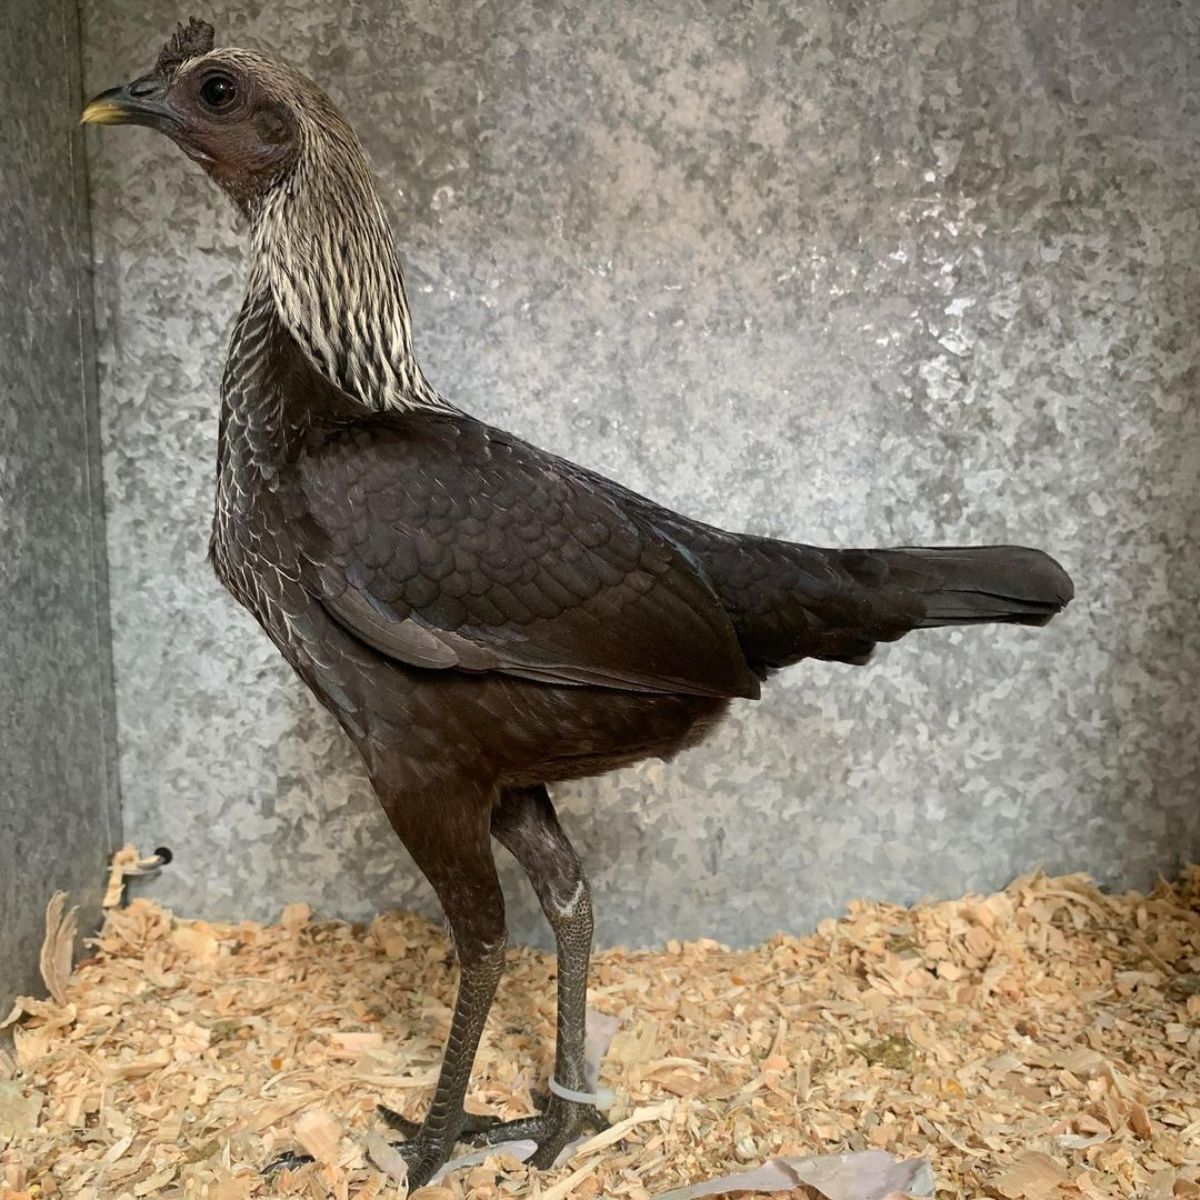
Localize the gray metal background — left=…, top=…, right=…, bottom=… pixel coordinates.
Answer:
left=1, top=0, right=119, bottom=1009
left=75, top=0, right=1199, bottom=947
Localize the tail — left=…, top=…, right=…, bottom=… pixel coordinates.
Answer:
left=864, top=545, right=1074, bottom=628
left=612, top=486, right=1074, bottom=669
left=671, top=527, right=1075, bottom=671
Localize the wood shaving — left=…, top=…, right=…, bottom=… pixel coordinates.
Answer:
left=37, top=894, right=76, bottom=1009
left=1, top=869, right=1197, bottom=1200
left=104, top=847, right=175, bottom=910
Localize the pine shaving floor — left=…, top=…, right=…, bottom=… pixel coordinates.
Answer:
left=2, top=871, right=1199, bottom=1200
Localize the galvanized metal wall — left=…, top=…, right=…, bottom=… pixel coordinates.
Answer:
left=0, top=0, right=118, bottom=1009
left=79, top=0, right=1200, bottom=946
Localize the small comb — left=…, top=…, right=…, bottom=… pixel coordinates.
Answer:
left=156, top=16, right=216, bottom=76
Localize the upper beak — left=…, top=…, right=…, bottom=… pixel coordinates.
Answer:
left=81, top=74, right=176, bottom=128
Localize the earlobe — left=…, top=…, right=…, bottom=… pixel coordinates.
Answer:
left=255, top=103, right=293, bottom=144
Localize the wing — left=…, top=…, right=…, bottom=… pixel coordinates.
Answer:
left=292, top=413, right=760, bottom=700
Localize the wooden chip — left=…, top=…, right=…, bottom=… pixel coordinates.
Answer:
left=363, top=1130, right=408, bottom=1186
left=3, top=868, right=1198, bottom=1200
left=541, top=1157, right=602, bottom=1200
left=281, top=902, right=312, bottom=934
left=0, top=1081, right=44, bottom=1140
left=169, top=922, right=220, bottom=963
left=989, top=1151, right=1075, bottom=1198
left=294, top=1107, right=343, bottom=1165
left=104, top=846, right=142, bottom=908
left=38, top=892, right=76, bottom=1007
left=567, top=1103, right=675, bottom=1162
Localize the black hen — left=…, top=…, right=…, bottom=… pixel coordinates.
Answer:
left=84, top=21, right=1072, bottom=1186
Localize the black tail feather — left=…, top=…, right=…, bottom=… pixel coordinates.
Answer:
left=870, top=546, right=1074, bottom=628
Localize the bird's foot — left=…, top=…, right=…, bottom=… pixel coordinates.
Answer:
left=386, top=1131, right=457, bottom=1190
left=374, top=1107, right=497, bottom=1187
left=462, top=1093, right=609, bottom=1168
left=264, top=1116, right=459, bottom=1190
left=379, top=1093, right=607, bottom=1173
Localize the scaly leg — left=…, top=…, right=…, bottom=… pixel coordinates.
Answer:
left=465, top=785, right=608, bottom=1166
left=383, top=791, right=510, bottom=1185
left=269, top=785, right=507, bottom=1189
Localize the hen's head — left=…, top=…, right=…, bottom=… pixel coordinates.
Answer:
left=83, top=19, right=356, bottom=213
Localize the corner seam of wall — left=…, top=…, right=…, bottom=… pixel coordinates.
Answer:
left=62, top=0, right=123, bottom=860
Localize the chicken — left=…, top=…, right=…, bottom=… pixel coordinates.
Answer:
left=83, top=19, right=1072, bottom=1185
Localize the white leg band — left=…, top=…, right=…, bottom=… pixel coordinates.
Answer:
left=548, top=1076, right=616, bottom=1109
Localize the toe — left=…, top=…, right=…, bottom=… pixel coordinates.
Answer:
left=261, top=1150, right=315, bottom=1175
left=371, top=1121, right=458, bottom=1188
left=378, top=1105, right=422, bottom=1138
left=465, top=1096, right=609, bottom=1158
left=380, top=1103, right=500, bottom=1141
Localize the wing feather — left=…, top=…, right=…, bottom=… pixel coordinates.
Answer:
left=293, top=413, right=759, bottom=699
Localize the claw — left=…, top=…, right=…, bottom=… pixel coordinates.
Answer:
left=261, top=1150, right=315, bottom=1175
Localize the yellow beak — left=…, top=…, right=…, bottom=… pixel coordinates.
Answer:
left=80, top=78, right=175, bottom=129
left=80, top=98, right=129, bottom=125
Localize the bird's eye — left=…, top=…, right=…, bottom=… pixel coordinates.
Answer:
left=200, top=74, right=237, bottom=109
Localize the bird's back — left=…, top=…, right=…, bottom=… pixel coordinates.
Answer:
left=567, top=470, right=1072, bottom=673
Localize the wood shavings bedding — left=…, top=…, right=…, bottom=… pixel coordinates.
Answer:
left=1, top=869, right=1198, bottom=1200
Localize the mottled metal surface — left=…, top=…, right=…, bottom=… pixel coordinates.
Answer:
left=81, top=0, right=1200, bottom=947
left=0, top=0, right=119, bottom=1008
